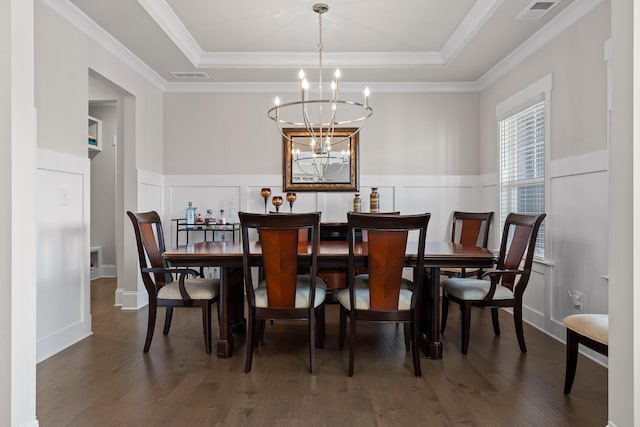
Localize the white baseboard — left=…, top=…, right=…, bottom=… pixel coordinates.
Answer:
left=114, top=287, right=124, bottom=306
left=90, top=264, right=116, bottom=280
left=36, top=320, right=92, bottom=363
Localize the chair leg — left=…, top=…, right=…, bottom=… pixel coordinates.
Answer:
left=143, top=300, right=158, bottom=353
left=564, top=329, right=580, bottom=394
left=348, top=312, right=357, bottom=376
left=309, top=309, right=317, bottom=374
left=411, top=319, right=421, bottom=377
left=257, top=320, right=266, bottom=346
left=491, top=307, right=501, bottom=336
left=460, top=302, right=472, bottom=355
left=202, top=302, right=212, bottom=354
left=315, top=304, right=325, bottom=349
left=441, top=292, right=450, bottom=334
left=339, top=306, right=347, bottom=350
left=403, top=323, right=410, bottom=352
left=245, top=310, right=255, bottom=373
left=513, top=305, right=527, bottom=353
left=163, top=306, right=173, bottom=335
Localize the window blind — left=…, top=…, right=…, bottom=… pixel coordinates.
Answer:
left=499, top=101, right=545, bottom=257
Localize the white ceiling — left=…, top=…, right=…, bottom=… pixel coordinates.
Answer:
left=52, top=0, right=600, bottom=90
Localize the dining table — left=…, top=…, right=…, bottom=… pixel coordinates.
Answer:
left=163, top=239, right=495, bottom=359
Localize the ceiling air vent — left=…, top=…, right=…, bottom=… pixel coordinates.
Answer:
left=169, top=71, right=210, bottom=80
left=516, top=1, right=560, bottom=20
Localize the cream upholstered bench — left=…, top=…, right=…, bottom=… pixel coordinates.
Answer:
left=562, top=314, right=608, bottom=394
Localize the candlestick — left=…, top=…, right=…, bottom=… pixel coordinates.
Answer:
left=260, top=188, right=271, bottom=214
left=286, top=192, right=297, bottom=213
left=272, top=196, right=283, bottom=213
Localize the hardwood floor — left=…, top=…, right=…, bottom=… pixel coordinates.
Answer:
left=37, top=278, right=607, bottom=426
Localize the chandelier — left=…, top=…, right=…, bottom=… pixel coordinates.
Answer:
left=267, top=3, right=373, bottom=182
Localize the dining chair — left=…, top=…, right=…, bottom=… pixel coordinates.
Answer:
left=563, top=314, right=608, bottom=394
left=441, top=212, right=546, bottom=354
left=337, top=212, right=430, bottom=377
left=127, top=211, right=220, bottom=353
left=239, top=212, right=326, bottom=374
left=441, top=211, right=494, bottom=279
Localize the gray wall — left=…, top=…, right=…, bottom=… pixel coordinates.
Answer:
left=163, top=91, right=481, bottom=176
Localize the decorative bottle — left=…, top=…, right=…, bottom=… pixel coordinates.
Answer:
left=353, top=193, right=361, bottom=212
left=219, top=209, right=226, bottom=225
left=370, top=188, right=379, bottom=213
left=205, top=209, right=214, bottom=225
left=186, top=202, right=196, bottom=229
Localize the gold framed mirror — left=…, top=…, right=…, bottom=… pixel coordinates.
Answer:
left=282, top=128, right=359, bottom=192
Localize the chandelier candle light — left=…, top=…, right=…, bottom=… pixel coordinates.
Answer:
left=267, top=3, right=373, bottom=182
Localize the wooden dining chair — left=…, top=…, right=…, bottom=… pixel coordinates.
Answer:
left=441, top=211, right=494, bottom=279
left=239, top=212, right=326, bottom=374
left=127, top=211, right=220, bottom=353
left=441, top=212, right=546, bottom=354
left=338, top=212, right=430, bottom=376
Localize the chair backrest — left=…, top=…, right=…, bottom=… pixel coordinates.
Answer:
left=495, top=213, right=546, bottom=295
left=347, top=212, right=430, bottom=311
left=127, top=211, right=172, bottom=296
left=239, top=212, right=321, bottom=309
left=451, top=211, right=494, bottom=248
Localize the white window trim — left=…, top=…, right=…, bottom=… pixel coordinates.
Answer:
left=496, top=73, right=552, bottom=262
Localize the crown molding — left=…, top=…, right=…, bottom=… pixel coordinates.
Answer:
left=137, top=0, right=202, bottom=65
left=163, top=81, right=480, bottom=94
left=476, top=0, right=606, bottom=90
left=40, top=0, right=167, bottom=90
left=196, top=51, right=445, bottom=68
left=440, top=0, right=503, bottom=64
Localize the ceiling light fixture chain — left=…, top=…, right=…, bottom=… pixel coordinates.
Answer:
left=268, top=3, right=373, bottom=182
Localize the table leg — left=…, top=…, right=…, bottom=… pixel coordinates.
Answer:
left=216, top=266, right=246, bottom=358
left=420, top=266, right=442, bottom=359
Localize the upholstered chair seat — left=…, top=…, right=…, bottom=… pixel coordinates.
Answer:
left=337, top=287, right=413, bottom=310
left=157, top=278, right=220, bottom=300
left=353, top=274, right=413, bottom=290
left=441, top=278, right=514, bottom=301
left=254, top=285, right=326, bottom=308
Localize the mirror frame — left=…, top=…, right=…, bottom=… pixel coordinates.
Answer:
left=282, top=128, right=359, bottom=192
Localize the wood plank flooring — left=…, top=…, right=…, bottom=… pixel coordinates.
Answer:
left=37, top=278, right=607, bottom=426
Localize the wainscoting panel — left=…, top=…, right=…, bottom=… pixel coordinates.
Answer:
left=36, top=149, right=91, bottom=363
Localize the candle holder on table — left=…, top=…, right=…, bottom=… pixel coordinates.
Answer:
left=272, top=196, right=283, bottom=213
left=260, top=188, right=272, bottom=214
left=286, top=192, right=297, bottom=213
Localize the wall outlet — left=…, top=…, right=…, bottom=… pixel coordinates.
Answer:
left=568, top=290, right=584, bottom=310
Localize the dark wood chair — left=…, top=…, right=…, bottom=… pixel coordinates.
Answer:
left=239, top=212, right=326, bottom=374
left=563, top=314, right=608, bottom=394
left=441, top=211, right=494, bottom=279
left=127, top=211, right=220, bottom=353
left=338, top=212, right=430, bottom=376
left=441, top=212, right=546, bottom=354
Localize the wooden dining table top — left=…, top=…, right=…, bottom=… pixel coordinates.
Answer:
left=163, top=240, right=495, bottom=268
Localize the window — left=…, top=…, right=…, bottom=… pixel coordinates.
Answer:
left=499, top=101, right=546, bottom=257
